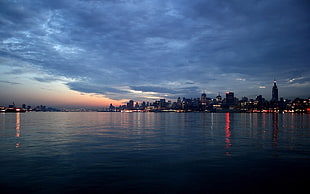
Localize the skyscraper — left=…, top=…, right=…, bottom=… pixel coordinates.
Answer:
left=201, top=93, right=207, bottom=106
left=216, top=93, right=222, bottom=102
left=127, top=100, right=134, bottom=109
left=272, top=80, right=278, bottom=102
left=225, top=92, right=234, bottom=105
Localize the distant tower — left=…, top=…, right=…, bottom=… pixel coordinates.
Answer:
left=271, top=80, right=278, bottom=102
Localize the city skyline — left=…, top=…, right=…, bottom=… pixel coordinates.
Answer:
left=2, top=80, right=309, bottom=110
left=2, top=83, right=309, bottom=113
left=1, top=0, right=310, bottom=107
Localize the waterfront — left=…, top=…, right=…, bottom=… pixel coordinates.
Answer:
left=0, top=112, right=309, bottom=193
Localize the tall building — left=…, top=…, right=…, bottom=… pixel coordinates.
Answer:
left=201, top=93, right=207, bottom=106
left=159, top=99, right=166, bottom=108
left=127, top=100, right=134, bottom=109
left=216, top=93, right=222, bottom=102
left=225, top=92, right=234, bottom=105
left=272, top=80, right=278, bottom=102
left=256, top=95, right=263, bottom=103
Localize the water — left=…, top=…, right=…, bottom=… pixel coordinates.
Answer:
left=0, top=112, right=309, bottom=193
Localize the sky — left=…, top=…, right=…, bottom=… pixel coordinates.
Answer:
left=1, top=0, right=309, bottom=107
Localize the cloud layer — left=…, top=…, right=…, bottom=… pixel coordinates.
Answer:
left=1, top=0, right=309, bottom=104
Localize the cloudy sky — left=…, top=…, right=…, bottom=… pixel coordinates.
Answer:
left=1, top=0, right=309, bottom=107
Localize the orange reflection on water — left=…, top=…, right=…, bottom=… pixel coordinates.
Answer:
left=16, top=112, right=20, bottom=137
left=225, top=113, right=232, bottom=156
left=272, top=113, right=279, bottom=149
left=16, top=112, right=21, bottom=148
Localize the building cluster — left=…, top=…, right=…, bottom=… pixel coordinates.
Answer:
left=0, top=103, right=60, bottom=112
left=107, top=81, right=310, bottom=113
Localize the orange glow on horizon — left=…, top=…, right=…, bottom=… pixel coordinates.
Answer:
left=4, top=78, right=124, bottom=107
left=23, top=89, right=124, bottom=107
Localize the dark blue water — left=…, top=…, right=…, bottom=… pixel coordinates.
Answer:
left=0, top=112, right=309, bottom=193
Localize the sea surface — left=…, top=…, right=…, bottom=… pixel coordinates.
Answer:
left=0, top=112, right=309, bottom=193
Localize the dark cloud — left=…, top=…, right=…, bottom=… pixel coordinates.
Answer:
left=0, top=0, right=309, bottom=102
left=33, top=77, right=61, bottom=83
left=0, top=80, right=20, bottom=85
left=67, top=82, right=128, bottom=95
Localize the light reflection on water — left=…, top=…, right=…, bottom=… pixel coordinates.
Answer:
left=0, top=112, right=309, bottom=193
left=225, top=113, right=231, bottom=156
left=15, top=112, right=21, bottom=148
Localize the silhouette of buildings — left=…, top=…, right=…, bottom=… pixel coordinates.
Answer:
left=117, top=80, right=309, bottom=113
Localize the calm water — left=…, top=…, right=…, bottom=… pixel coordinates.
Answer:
left=0, top=112, right=309, bottom=193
